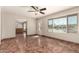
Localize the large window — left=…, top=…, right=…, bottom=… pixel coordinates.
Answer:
left=48, top=14, right=78, bottom=33
left=68, top=15, right=78, bottom=33
left=53, top=17, right=67, bottom=33
left=48, top=19, right=53, bottom=32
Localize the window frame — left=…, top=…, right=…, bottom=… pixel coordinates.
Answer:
left=53, top=16, right=67, bottom=33
left=67, top=14, right=78, bottom=33
left=48, top=19, right=53, bottom=32
left=48, top=14, right=78, bottom=33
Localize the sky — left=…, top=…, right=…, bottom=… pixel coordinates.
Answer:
left=49, top=16, right=77, bottom=25
left=68, top=16, right=77, bottom=24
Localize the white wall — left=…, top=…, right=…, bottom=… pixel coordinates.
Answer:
left=16, top=15, right=36, bottom=35
left=1, top=8, right=16, bottom=39
left=0, top=7, right=1, bottom=43
left=1, top=6, right=37, bottom=40
left=1, top=11, right=36, bottom=40
left=37, top=7, right=79, bottom=43
left=27, top=18, right=36, bottom=35
left=36, top=19, right=43, bottom=35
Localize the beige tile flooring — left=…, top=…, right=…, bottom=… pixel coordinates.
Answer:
left=0, top=34, right=79, bottom=53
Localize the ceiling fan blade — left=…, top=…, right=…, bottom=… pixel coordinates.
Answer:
left=28, top=11, right=36, bottom=12
left=40, top=12, right=45, bottom=14
left=40, top=8, right=46, bottom=11
left=31, top=6, right=37, bottom=11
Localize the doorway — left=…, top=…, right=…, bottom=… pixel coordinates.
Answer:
left=16, top=20, right=27, bottom=36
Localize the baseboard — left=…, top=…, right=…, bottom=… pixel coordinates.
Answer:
left=1, top=37, right=16, bottom=41
left=42, top=35, right=61, bottom=40
left=27, top=34, right=38, bottom=36
left=1, top=34, right=79, bottom=45
left=32, top=34, right=79, bottom=44
left=41, top=35, right=79, bottom=45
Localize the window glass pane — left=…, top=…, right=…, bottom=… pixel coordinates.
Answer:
left=53, top=17, right=67, bottom=33
left=68, top=15, right=77, bottom=33
left=48, top=19, right=53, bottom=32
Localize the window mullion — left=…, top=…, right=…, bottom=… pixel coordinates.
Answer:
left=52, top=19, right=53, bottom=32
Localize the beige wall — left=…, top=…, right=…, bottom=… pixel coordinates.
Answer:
left=37, top=7, right=79, bottom=43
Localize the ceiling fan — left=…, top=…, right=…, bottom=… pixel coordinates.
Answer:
left=28, top=6, right=46, bottom=15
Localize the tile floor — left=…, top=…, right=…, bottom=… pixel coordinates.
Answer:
left=0, top=34, right=79, bottom=53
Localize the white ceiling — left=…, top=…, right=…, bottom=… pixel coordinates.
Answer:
left=2, top=6, right=75, bottom=19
